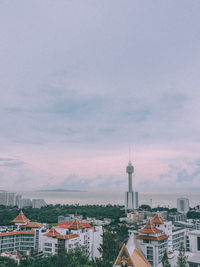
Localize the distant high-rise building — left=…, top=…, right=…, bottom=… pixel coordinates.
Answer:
left=15, top=195, right=22, bottom=207
left=19, top=198, right=32, bottom=208
left=7, top=193, right=16, bottom=206
left=32, top=199, right=46, bottom=209
left=135, top=191, right=139, bottom=209
left=0, top=191, right=8, bottom=206
left=177, top=198, right=189, bottom=214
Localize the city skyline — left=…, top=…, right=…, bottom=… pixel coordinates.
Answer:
left=0, top=1, right=200, bottom=192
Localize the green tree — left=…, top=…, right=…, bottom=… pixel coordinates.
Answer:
left=0, top=257, right=17, bottom=267
left=176, top=243, right=187, bottom=267
left=162, top=250, right=170, bottom=267
left=98, top=230, right=118, bottom=266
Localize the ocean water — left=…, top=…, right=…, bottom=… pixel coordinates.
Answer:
left=19, top=191, right=200, bottom=208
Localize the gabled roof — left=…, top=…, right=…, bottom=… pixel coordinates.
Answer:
left=12, top=211, right=30, bottom=223
left=68, top=219, right=85, bottom=229
left=139, top=220, right=163, bottom=234
left=56, top=234, right=79, bottom=240
left=151, top=214, right=165, bottom=224
left=113, top=244, right=134, bottom=266
left=44, top=228, right=78, bottom=240
left=113, top=234, right=151, bottom=267
left=0, top=231, right=34, bottom=237
left=20, top=222, right=43, bottom=228
left=44, top=228, right=60, bottom=237
left=56, top=219, right=93, bottom=230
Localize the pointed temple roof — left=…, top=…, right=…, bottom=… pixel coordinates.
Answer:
left=113, top=234, right=151, bottom=267
left=68, top=218, right=86, bottom=229
left=56, top=219, right=93, bottom=230
left=139, top=220, right=163, bottom=234
left=44, top=227, right=78, bottom=240
left=151, top=213, right=165, bottom=224
left=12, top=211, right=30, bottom=223
left=44, top=227, right=60, bottom=237
left=20, top=222, right=43, bottom=228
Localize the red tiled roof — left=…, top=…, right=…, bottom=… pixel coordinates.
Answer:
left=56, top=234, right=79, bottom=240
left=44, top=228, right=60, bottom=237
left=68, top=219, right=85, bottom=229
left=12, top=211, right=30, bottom=223
left=151, top=214, right=165, bottom=224
left=44, top=228, right=78, bottom=240
left=20, top=222, right=43, bottom=228
left=139, top=220, right=163, bottom=234
left=56, top=219, right=92, bottom=230
left=136, top=234, right=168, bottom=241
left=0, top=231, right=34, bottom=237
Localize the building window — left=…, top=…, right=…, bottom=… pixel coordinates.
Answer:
left=147, top=246, right=153, bottom=265
left=197, top=237, right=200, bottom=251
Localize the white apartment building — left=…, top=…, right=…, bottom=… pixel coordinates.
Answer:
left=186, top=230, right=200, bottom=267
left=0, top=211, right=45, bottom=255
left=41, top=219, right=103, bottom=259
left=136, top=219, right=168, bottom=267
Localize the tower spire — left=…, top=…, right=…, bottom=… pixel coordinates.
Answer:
left=129, top=145, right=131, bottom=163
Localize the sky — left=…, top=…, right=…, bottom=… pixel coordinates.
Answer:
left=0, top=0, right=200, bottom=192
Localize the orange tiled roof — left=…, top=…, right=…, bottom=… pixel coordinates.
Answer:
left=68, top=219, right=85, bottom=229
left=44, top=228, right=60, bottom=237
left=0, top=231, right=34, bottom=237
left=12, top=211, right=30, bottom=223
left=136, top=234, right=168, bottom=241
left=20, top=222, right=43, bottom=228
left=139, top=220, right=163, bottom=234
left=56, top=219, right=93, bottom=230
left=44, top=228, right=79, bottom=240
left=56, top=234, right=79, bottom=240
left=151, top=214, right=165, bottom=224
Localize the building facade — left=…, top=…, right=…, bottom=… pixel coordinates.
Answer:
left=177, top=198, right=190, bottom=214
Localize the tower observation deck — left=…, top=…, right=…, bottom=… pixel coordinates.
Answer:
left=125, top=161, right=138, bottom=212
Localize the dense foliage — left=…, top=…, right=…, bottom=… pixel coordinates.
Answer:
left=0, top=204, right=125, bottom=225
left=187, top=211, right=200, bottom=219
left=176, top=243, right=187, bottom=267
left=19, top=247, right=92, bottom=267
left=0, top=256, right=17, bottom=267
left=162, top=250, right=171, bottom=267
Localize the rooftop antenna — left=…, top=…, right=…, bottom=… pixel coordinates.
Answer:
left=129, top=145, right=132, bottom=163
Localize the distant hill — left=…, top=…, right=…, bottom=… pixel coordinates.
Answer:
left=36, top=189, right=87, bottom=192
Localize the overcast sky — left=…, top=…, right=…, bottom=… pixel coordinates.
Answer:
left=0, top=0, right=200, bottom=192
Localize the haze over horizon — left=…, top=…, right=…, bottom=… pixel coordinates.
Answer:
left=0, top=1, right=200, bottom=192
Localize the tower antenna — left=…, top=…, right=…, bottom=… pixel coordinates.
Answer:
left=129, top=145, right=131, bottom=163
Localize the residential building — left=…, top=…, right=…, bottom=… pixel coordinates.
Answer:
left=19, top=198, right=32, bottom=208
left=32, top=199, right=46, bottom=209
left=177, top=198, right=189, bottom=214
left=42, top=218, right=103, bottom=259
left=0, top=211, right=45, bottom=256
left=7, top=193, right=16, bottom=206
left=127, top=211, right=144, bottom=223
left=136, top=219, right=168, bottom=267
left=168, top=212, right=186, bottom=222
left=0, top=191, right=8, bottom=206
left=187, top=230, right=200, bottom=253
left=187, top=252, right=200, bottom=267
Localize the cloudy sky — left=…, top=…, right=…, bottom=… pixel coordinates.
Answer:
left=0, top=0, right=200, bottom=192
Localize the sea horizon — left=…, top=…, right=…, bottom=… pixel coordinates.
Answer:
left=14, top=190, right=200, bottom=209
